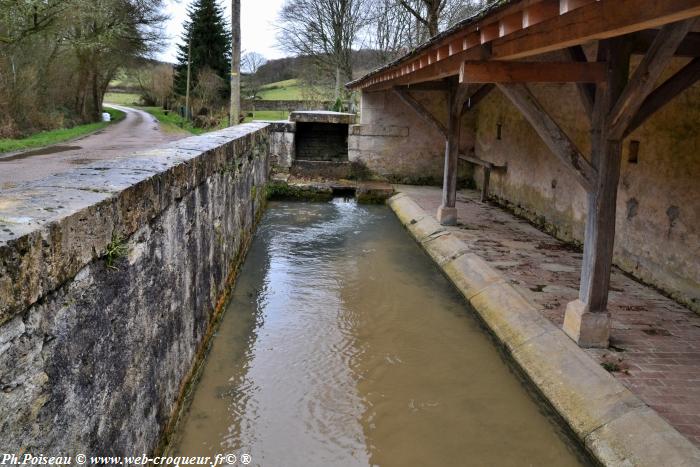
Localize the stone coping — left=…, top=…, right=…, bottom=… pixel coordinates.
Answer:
left=387, top=193, right=700, bottom=467
left=289, top=111, right=356, bottom=125
left=0, top=123, right=270, bottom=326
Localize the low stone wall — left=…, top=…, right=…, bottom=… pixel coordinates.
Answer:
left=242, top=99, right=333, bottom=112
left=0, top=124, right=270, bottom=454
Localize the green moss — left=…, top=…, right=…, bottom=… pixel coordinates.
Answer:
left=265, top=182, right=333, bottom=202
left=346, top=161, right=373, bottom=181
left=104, top=233, right=128, bottom=270
left=356, top=191, right=389, bottom=204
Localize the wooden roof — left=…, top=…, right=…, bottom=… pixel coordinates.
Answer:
left=347, top=0, right=700, bottom=92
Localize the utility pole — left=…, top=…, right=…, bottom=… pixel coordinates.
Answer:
left=185, top=35, right=192, bottom=123
left=230, top=0, right=241, bottom=126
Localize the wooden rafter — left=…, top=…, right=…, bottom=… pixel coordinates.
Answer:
left=625, top=57, right=700, bottom=136
left=496, top=83, right=597, bottom=192
left=349, top=0, right=700, bottom=91
left=563, top=46, right=596, bottom=120
left=396, top=81, right=449, bottom=92
left=459, top=60, right=607, bottom=84
left=632, top=30, right=700, bottom=57
left=462, top=84, right=495, bottom=114
left=392, top=87, right=447, bottom=138
left=608, top=19, right=695, bottom=139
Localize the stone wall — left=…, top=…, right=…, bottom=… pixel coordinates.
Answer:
left=267, top=121, right=295, bottom=169
left=242, top=99, right=332, bottom=112
left=472, top=58, right=700, bottom=312
left=349, top=89, right=474, bottom=184
left=0, top=124, right=270, bottom=453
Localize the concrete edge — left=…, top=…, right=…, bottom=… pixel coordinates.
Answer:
left=387, top=193, right=700, bottom=467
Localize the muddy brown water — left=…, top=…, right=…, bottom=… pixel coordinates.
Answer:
left=170, top=200, right=589, bottom=467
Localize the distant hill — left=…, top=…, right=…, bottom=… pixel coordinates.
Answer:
left=256, top=50, right=391, bottom=87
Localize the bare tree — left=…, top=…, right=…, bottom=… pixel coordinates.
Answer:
left=134, top=63, right=174, bottom=107
left=394, top=0, right=490, bottom=41
left=242, top=52, right=267, bottom=75
left=277, top=0, right=369, bottom=99
left=242, top=52, right=267, bottom=101
left=0, top=0, right=167, bottom=133
left=367, top=0, right=414, bottom=62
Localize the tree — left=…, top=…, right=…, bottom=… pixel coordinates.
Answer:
left=242, top=52, right=266, bottom=100
left=0, top=0, right=166, bottom=132
left=277, top=0, right=369, bottom=99
left=395, top=0, right=491, bottom=42
left=134, top=63, right=174, bottom=107
left=174, top=0, right=231, bottom=98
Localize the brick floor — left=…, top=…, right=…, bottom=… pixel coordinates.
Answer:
left=397, top=185, right=700, bottom=447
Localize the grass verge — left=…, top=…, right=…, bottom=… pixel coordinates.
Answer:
left=243, top=110, right=289, bottom=122
left=0, top=107, right=126, bottom=154
left=139, top=107, right=211, bottom=135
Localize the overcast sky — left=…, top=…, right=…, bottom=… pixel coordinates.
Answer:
left=157, top=0, right=288, bottom=63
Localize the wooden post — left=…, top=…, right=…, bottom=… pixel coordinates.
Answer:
left=481, top=167, right=491, bottom=202
left=563, top=38, right=630, bottom=348
left=437, top=84, right=461, bottom=225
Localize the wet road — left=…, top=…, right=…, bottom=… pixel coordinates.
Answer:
left=0, top=104, right=183, bottom=188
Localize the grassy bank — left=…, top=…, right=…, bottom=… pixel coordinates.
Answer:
left=0, top=107, right=126, bottom=154
left=258, top=79, right=304, bottom=100
left=104, top=92, right=141, bottom=105
left=244, top=110, right=289, bottom=122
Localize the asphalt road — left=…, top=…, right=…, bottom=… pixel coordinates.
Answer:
left=0, top=104, right=184, bottom=188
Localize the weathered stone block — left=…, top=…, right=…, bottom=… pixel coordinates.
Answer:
left=563, top=299, right=611, bottom=348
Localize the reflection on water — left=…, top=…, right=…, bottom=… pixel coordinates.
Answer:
left=171, top=200, right=588, bottom=467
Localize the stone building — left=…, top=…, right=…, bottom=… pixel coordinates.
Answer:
left=346, top=0, right=700, bottom=348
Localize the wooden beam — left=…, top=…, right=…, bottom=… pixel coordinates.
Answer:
left=632, top=30, right=700, bottom=57
left=564, top=37, right=632, bottom=347
left=396, top=80, right=449, bottom=92
left=496, top=83, right=597, bottom=192
left=625, top=57, right=700, bottom=136
left=609, top=19, right=695, bottom=139
left=563, top=46, right=596, bottom=120
left=363, top=46, right=491, bottom=92
left=481, top=167, right=491, bottom=202
left=459, top=154, right=497, bottom=170
left=578, top=39, right=630, bottom=315
left=462, top=84, right=495, bottom=113
left=460, top=60, right=607, bottom=84
left=392, top=87, right=447, bottom=138
left=350, top=0, right=700, bottom=91
left=438, top=83, right=462, bottom=225
left=492, top=0, right=700, bottom=61
left=453, top=83, right=472, bottom=116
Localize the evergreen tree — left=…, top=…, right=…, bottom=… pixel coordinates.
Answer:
left=174, top=0, right=231, bottom=97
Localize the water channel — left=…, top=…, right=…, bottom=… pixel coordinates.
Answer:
left=170, top=199, right=589, bottom=466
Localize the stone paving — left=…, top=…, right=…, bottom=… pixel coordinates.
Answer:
left=396, top=185, right=700, bottom=447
